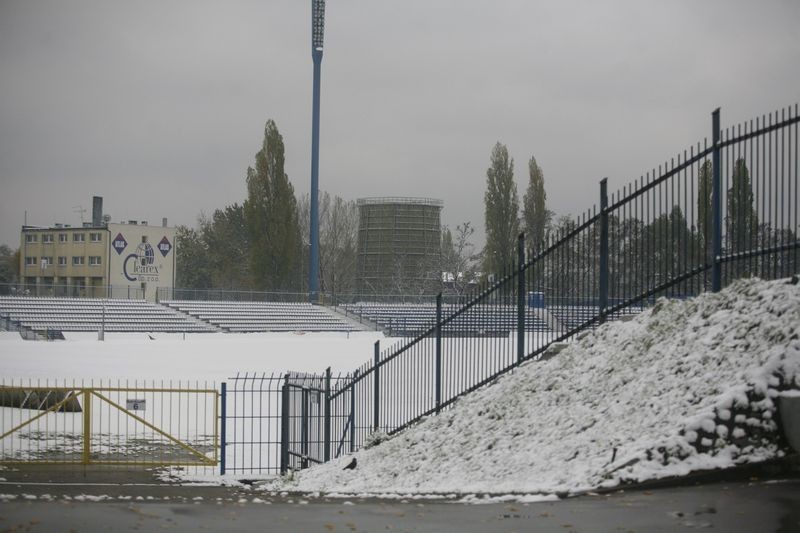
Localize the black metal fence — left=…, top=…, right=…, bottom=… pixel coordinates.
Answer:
left=221, top=373, right=283, bottom=475
left=1, top=283, right=144, bottom=300
left=156, top=287, right=308, bottom=303
left=222, top=371, right=353, bottom=475
left=221, top=104, right=799, bottom=475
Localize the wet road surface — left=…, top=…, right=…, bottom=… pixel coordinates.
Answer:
left=1, top=478, right=798, bottom=532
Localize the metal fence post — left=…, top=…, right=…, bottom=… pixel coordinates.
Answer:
left=599, top=178, right=609, bottom=322
left=301, top=388, right=309, bottom=469
left=435, top=293, right=442, bottom=412
left=220, top=382, right=227, bottom=475
left=517, top=233, right=525, bottom=362
left=82, top=388, right=91, bottom=465
left=373, top=341, right=380, bottom=431
left=280, top=375, right=289, bottom=475
left=711, top=108, right=723, bottom=292
left=324, top=367, right=331, bottom=463
left=350, top=370, right=358, bottom=453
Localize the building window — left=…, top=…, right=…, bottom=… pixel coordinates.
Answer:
left=89, top=256, right=102, bottom=266
left=25, top=256, right=37, bottom=266
left=90, top=232, right=103, bottom=242
left=42, top=257, right=53, bottom=267
left=58, top=256, right=67, bottom=266
left=72, top=256, right=85, bottom=266
left=59, top=233, right=68, bottom=243
left=42, top=234, right=54, bottom=243
left=73, top=233, right=85, bottom=242
left=25, top=234, right=37, bottom=243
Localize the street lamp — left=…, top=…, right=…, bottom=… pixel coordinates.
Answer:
left=309, top=0, right=325, bottom=303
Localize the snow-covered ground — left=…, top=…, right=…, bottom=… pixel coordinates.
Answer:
left=270, top=277, right=800, bottom=497
left=2, top=278, right=798, bottom=497
left=0, top=330, right=386, bottom=381
left=0, top=331, right=386, bottom=465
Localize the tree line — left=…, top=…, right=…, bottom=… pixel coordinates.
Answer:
left=4, top=120, right=787, bottom=300
left=495, top=154, right=797, bottom=302
left=176, top=120, right=360, bottom=297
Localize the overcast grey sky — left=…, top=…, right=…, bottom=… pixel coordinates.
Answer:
left=1, top=0, right=798, bottom=249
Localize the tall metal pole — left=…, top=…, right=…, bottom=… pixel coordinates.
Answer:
left=373, top=341, right=380, bottom=431
left=309, top=0, right=326, bottom=303
left=435, top=293, right=442, bottom=413
left=219, top=382, right=227, bottom=475
left=516, top=233, right=525, bottom=362
left=711, top=108, right=722, bottom=292
left=599, top=178, right=609, bottom=321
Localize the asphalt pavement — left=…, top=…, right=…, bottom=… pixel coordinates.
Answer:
left=0, top=465, right=798, bottom=532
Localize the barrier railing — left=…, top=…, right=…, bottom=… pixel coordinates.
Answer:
left=284, top=103, right=800, bottom=472
left=0, top=379, right=219, bottom=468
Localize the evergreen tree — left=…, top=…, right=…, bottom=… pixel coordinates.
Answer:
left=522, top=156, right=552, bottom=254
left=174, top=225, right=211, bottom=290
left=244, top=120, right=301, bottom=291
left=202, top=204, right=251, bottom=289
left=484, top=142, right=520, bottom=277
left=726, top=158, right=758, bottom=255
left=697, top=160, right=713, bottom=261
left=646, top=205, right=695, bottom=289
left=0, top=244, right=18, bottom=293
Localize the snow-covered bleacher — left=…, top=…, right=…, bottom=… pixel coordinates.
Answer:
left=0, top=296, right=215, bottom=333
left=161, top=300, right=359, bottom=333
left=339, top=302, right=552, bottom=337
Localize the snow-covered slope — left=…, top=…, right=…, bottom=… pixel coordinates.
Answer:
left=276, top=277, right=800, bottom=496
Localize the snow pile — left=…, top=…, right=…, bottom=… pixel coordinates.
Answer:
left=275, top=277, right=800, bottom=496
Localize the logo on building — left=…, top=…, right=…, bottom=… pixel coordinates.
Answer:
left=113, top=233, right=128, bottom=255
left=158, top=236, right=172, bottom=257
left=123, top=242, right=159, bottom=282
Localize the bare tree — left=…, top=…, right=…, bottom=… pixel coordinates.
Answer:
left=441, top=222, right=478, bottom=296
left=319, top=192, right=358, bottom=298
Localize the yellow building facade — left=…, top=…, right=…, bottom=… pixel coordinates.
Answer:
left=20, top=213, right=175, bottom=302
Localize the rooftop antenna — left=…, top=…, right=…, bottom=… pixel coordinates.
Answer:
left=73, top=205, right=86, bottom=224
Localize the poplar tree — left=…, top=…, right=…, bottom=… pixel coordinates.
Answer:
left=244, top=120, right=301, bottom=291
left=697, top=160, right=713, bottom=260
left=726, top=158, right=758, bottom=256
left=484, top=142, right=520, bottom=277
left=522, top=155, right=551, bottom=254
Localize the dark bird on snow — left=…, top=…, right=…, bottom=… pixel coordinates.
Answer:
left=343, top=458, right=357, bottom=470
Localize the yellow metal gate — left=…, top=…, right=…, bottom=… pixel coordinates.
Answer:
left=0, top=382, right=219, bottom=468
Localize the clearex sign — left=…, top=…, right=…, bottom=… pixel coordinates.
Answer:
left=112, top=233, right=173, bottom=283
left=108, top=223, right=176, bottom=302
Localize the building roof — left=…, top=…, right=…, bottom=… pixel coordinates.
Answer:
left=356, top=197, right=443, bottom=208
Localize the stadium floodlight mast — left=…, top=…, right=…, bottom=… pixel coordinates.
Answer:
left=309, top=0, right=325, bottom=303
